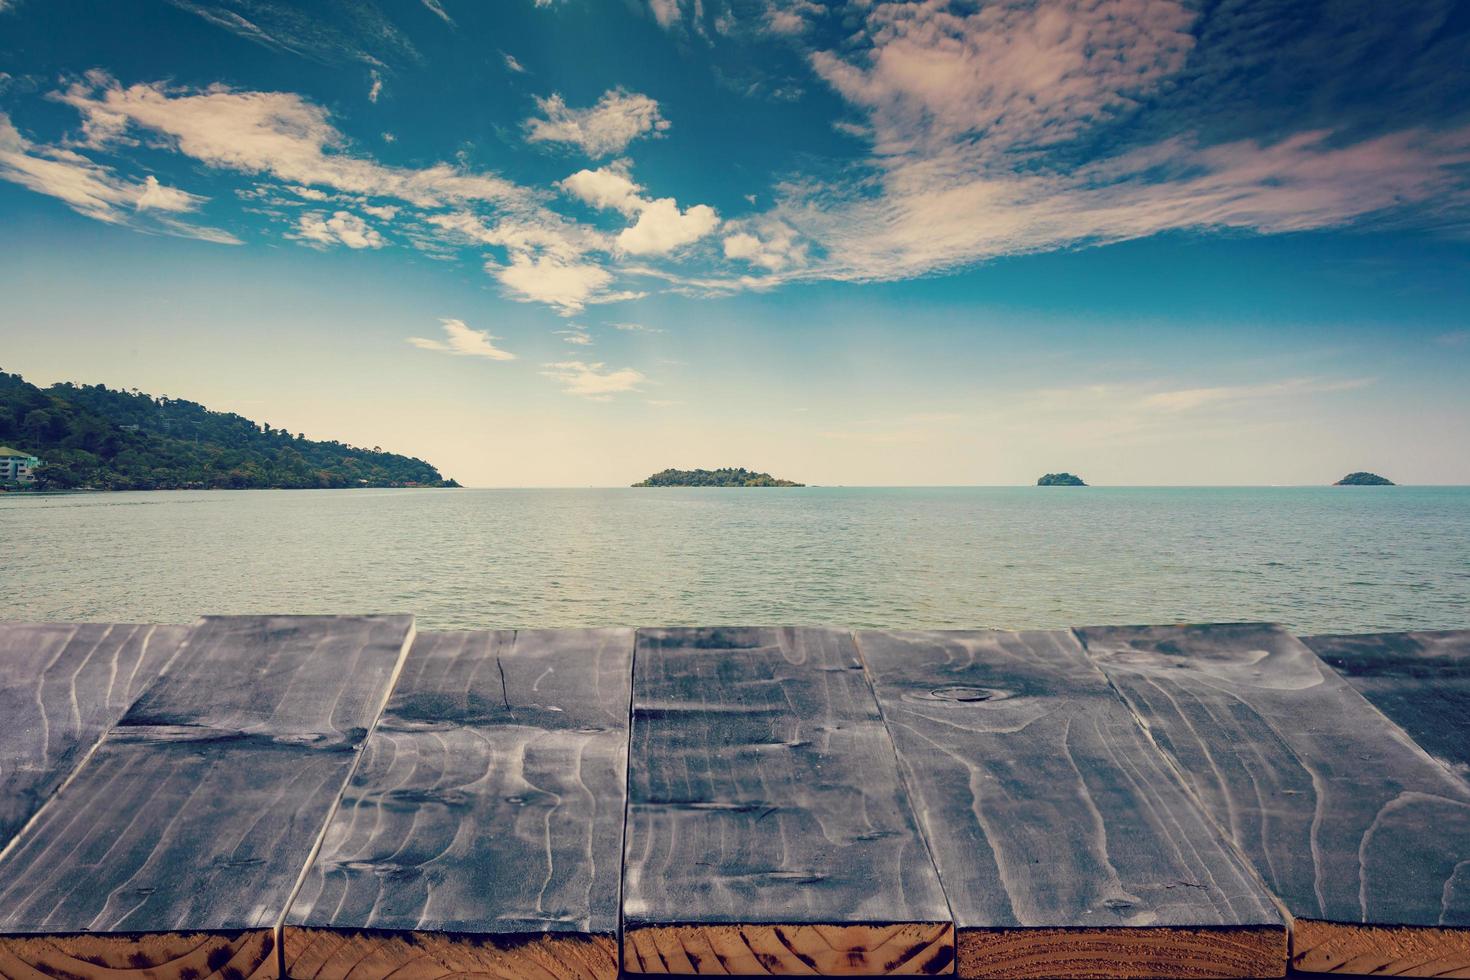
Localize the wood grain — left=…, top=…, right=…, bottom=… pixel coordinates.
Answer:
left=856, top=629, right=1286, bottom=979
left=283, top=628, right=634, bottom=980
left=623, top=924, right=955, bottom=976
left=1077, top=623, right=1470, bottom=977
left=0, top=621, right=187, bottom=854
left=0, top=614, right=414, bottom=980
left=622, top=627, right=954, bottom=976
left=1303, top=630, right=1470, bottom=780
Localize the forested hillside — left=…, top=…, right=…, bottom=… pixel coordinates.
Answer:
left=0, top=370, right=457, bottom=490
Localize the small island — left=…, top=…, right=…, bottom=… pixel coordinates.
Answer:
left=1334, top=472, right=1395, bottom=486
left=633, top=467, right=804, bottom=488
left=1037, top=472, right=1087, bottom=487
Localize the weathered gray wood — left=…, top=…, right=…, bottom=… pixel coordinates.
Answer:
left=0, top=614, right=413, bottom=980
left=283, top=628, right=633, bottom=980
left=622, top=627, right=954, bottom=976
left=1077, top=623, right=1470, bottom=977
left=857, top=629, right=1286, bottom=979
left=1303, top=630, right=1470, bottom=780
left=0, top=621, right=187, bottom=854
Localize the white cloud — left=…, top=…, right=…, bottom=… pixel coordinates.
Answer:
left=525, top=89, right=669, bottom=157
left=494, top=253, right=614, bottom=314
left=153, top=215, right=243, bottom=244
left=811, top=0, right=1195, bottom=158
left=559, top=165, right=644, bottom=216
left=359, top=202, right=399, bottom=220
left=617, top=197, right=719, bottom=255
left=541, top=359, right=646, bottom=398
left=647, top=0, right=681, bottom=29
left=679, top=0, right=1470, bottom=287
left=134, top=174, right=204, bottom=213
left=285, top=184, right=331, bottom=201
left=722, top=220, right=805, bottom=270
left=428, top=209, right=609, bottom=263
left=408, top=318, right=516, bottom=360
left=0, top=110, right=236, bottom=244
left=560, top=163, right=720, bottom=256
left=292, top=210, right=384, bottom=249
left=55, top=73, right=526, bottom=208
left=503, top=52, right=526, bottom=74
left=556, top=325, right=593, bottom=345
left=368, top=71, right=382, bottom=104
left=723, top=233, right=760, bottom=258
left=765, top=0, right=819, bottom=35
left=775, top=125, right=1470, bottom=283
left=1138, top=378, right=1374, bottom=412
left=421, top=0, right=454, bottom=26
left=611, top=321, right=661, bottom=332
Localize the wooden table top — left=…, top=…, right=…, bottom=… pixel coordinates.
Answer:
left=0, top=618, right=1464, bottom=980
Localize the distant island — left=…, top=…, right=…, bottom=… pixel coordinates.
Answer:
left=633, top=467, right=803, bottom=487
left=1334, top=472, right=1395, bottom=486
left=0, top=369, right=458, bottom=491
left=1037, top=472, right=1087, bottom=486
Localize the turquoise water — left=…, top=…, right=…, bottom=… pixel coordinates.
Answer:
left=2, top=487, right=1466, bottom=633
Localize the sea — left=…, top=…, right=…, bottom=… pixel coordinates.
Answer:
left=2, top=486, right=1467, bottom=634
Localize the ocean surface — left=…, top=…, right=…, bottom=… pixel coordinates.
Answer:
left=2, top=486, right=1467, bottom=633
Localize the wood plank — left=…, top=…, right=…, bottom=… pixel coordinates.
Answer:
left=856, top=629, right=1286, bottom=979
left=282, top=628, right=634, bottom=980
left=1303, top=630, right=1470, bottom=780
left=1076, top=623, right=1470, bottom=977
left=0, top=622, right=187, bottom=854
left=622, top=627, right=954, bottom=976
left=0, top=614, right=413, bottom=980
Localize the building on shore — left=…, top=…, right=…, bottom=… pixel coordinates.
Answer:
left=0, top=447, right=41, bottom=484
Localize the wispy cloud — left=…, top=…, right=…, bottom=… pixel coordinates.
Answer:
left=367, top=70, right=382, bottom=103
left=0, top=110, right=237, bottom=242
left=524, top=89, right=669, bottom=157
left=1138, top=377, right=1374, bottom=412
left=291, top=210, right=384, bottom=248
left=722, top=219, right=805, bottom=271
left=420, top=0, right=454, bottom=27
left=56, top=73, right=526, bottom=208
left=43, top=73, right=677, bottom=312
left=710, top=0, right=1470, bottom=289
left=541, top=359, right=646, bottom=398
left=166, top=0, right=422, bottom=67
left=407, top=317, right=516, bottom=360
left=502, top=52, right=526, bottom=73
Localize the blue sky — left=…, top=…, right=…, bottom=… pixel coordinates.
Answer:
left=2, top=0, right=1468, bottom=485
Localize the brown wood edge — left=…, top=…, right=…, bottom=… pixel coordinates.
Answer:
left=957, top=923, right=1287, bottom=979
left=279, top=926, right=618, bottom=979
left=1291, top=917, right=1470, bottom=977
left=622, top=921, right=956, bottom=975
left=0, top=928, right=276, bottom=980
